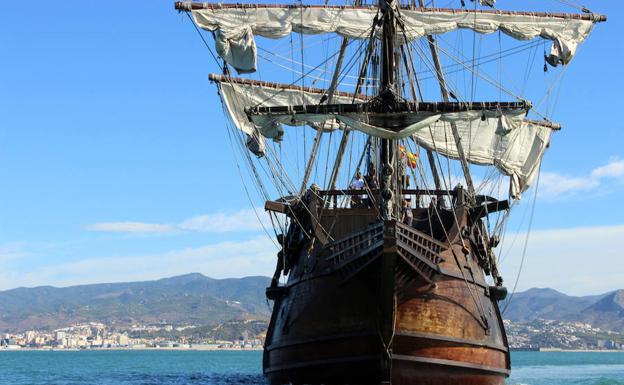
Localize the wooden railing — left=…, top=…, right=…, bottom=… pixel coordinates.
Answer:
left=395, top=221, right=447, bottom=286
left=325, top=223, right=384, bottom=282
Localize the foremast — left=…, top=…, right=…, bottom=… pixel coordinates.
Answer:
left=378, top=0, right=398, bottom=221
left=378, top=2, right=398, bottom=384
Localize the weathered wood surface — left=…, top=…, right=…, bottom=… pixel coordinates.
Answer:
left=263, top=214, right=509, bottom=385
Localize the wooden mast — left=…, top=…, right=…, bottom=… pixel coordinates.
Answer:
left=379, top=1, right=397, bottom=384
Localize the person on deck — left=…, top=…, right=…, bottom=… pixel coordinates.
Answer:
left=364, top=165, right=378, bottom=208
left=349, top=171, right=365, bottom=207
left=365, top=164, right=379, bottom=189
left=401, top=199, right=413, bottom=226
left=350, top=171, right=365, bottom=189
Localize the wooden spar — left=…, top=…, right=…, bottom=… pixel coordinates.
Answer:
left=174, top=2, right=607, bottom=23
left=209, top=75, right=560, bottom=130
left=525, top=119, right=562, bottom=130
left=208, top=74, right=367, bottom=100
left=248, top=101, right=529, bottom=114
left=299, top=36, right=350, bottom=195
left=210, top=75, right=560, bottom=124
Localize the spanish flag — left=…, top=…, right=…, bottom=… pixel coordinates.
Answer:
left=399, top=145, right=418, bottom=169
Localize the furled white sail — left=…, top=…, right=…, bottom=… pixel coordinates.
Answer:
left=411, top=115, right=553, bottom=198
left=190, top=4, right=596, bottom=72
left=214, top=75, right=552, bottom=196
left=214, top=75, right=364, bottom=156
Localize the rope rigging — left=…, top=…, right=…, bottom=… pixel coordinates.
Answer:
left=180, top=0, right=589, bottom=306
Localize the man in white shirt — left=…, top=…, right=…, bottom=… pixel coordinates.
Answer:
left=349, top=171, right=365, bottom=207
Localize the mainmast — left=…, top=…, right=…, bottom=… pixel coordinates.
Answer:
left=379, top=0, right=398, bottom=221
left=378, top=2, right=398, bottom=385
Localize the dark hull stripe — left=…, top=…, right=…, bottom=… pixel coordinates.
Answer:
left=395, top=330, right=509, bottom=353
left=264, top=354, right=379, bottom=373
left=393, top=354, right=511, bottom=376
left=265, top=330, right=378, bottom=352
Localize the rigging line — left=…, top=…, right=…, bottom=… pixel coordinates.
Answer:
left=502, top=166, right=541, bottom=315
left=258, top=135, right=335, bottom=241
left=555, top=0, right=587, bottom=12
left=264, top=33, right=340, bottom=58
left=257, top=46, right=376, bottom=82
left=408, top=25, right=524, bottom=102
left=530, top=55, right=572, bottom=120
left=300, top=1, right=306, bottom=173
left=432, top=33, right=540, bottom=95
left=218, top=80, right=298, bottom=196
left=257, top=52, right=359, bottom=87
left=230, top=130, right=275, bottom=206
left=252, top=26, right=373, bottom=108
left=429, top=38, right=522, bottom=101
left=470, top=0, right=479, bottom=103
left=262, top=145, right=327, bottom=241
left=410, top=39, right=467, bottom=105
left=521, top=41, right=540, bottom=97
left=221, top=112, right=279, bottom=248
left=218, top=86, right=274, bottom=201
left=498, top=193, right=531, bottom=266
left=408, top=137, right=490, bottom=329
left=421, top=127, right=491, bottom=322
left=184, top=13, right=222, bottom=69
left=420, top=39, right=543, bottom=80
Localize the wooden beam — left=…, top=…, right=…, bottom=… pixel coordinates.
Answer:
left=247, top=100, right=528, bottom=115
left=265, top=200, right=290, bottom=214
left=175, top=2, right=607, bottom=23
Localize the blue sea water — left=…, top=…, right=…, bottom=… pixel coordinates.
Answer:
left=0, top=350, right=622, bottom=385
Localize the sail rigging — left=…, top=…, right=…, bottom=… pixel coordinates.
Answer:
left=176, top=2, right=604, bottom=72
left=175, top=2, right=606, bottom=383
left=213, top=74, right=555, bottom=197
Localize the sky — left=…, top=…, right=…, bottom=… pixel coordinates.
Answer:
left=1, top=0, right=622, bottom=296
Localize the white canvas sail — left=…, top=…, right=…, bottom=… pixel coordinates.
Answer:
left=214, top=75, right=553, bottom=197
left=188, top=4, right=598, bottom=72
left=214, top=75, right=365, bottom=155
left=412, top=116, right=553, bottom=198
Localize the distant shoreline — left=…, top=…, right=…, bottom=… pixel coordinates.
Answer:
left=3, top=347, right=622, bottom=353
left=512, top=348, right=624, bottom=353
left=1, top=347, right=263, bottom=352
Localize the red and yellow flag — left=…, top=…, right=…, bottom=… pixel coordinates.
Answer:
left=399, top=145, right=418, bottom=168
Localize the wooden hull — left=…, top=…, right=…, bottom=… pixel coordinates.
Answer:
left=264, top=211, right=510, bottom=385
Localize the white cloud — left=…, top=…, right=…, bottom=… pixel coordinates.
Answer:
left=498, top=224, right=624, bottom=296
left=590, top=159, right=624, bottom=179
left=0, top=242, right=32, bottom=263
left=179, top=208, right=271, bottom=233
left=539, top=158, right=624, bottom=199
left=85, top=222, right=176, bottom=233
left=85, top=208, right=273, bottom=234
left=538, top=172, right=599, bottom=197
left=1, top=237, right=278, bottom=290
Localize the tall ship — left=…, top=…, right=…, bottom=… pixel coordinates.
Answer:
left=175, top=0, right=605, bottom=384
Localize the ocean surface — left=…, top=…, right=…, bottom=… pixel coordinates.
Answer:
left=0, top=350, right=622, bottom=385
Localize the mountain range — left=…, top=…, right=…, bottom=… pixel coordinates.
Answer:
left=0, top=273, right=271, bottom=332
left=501, top=287, right=624, bottom=331
left=1, top=274, right=623, bottom=333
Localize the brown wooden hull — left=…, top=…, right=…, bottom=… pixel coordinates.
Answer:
left=264, top=215, right=509, bottom=385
